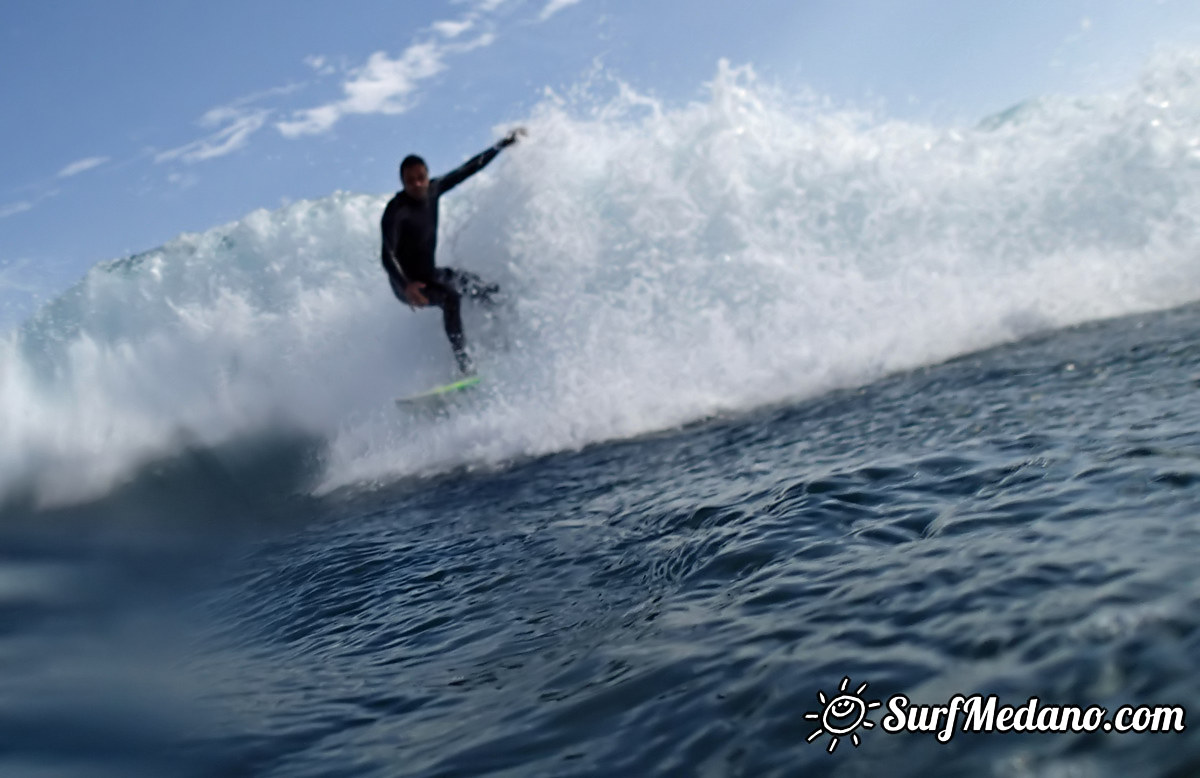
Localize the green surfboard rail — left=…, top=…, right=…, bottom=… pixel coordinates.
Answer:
left=396, top=375, right=482, bottom=405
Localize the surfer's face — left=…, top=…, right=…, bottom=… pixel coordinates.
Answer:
left=402, top=164, right=430, bottom=200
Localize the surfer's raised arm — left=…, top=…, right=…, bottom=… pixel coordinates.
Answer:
left=436, top=128, right=527, bottom=196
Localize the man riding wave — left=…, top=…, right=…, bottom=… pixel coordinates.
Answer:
left=380, top=128, right=526, bottom=375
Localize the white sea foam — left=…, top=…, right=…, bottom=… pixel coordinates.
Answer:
left=6, top=53, right=1200, bottom=506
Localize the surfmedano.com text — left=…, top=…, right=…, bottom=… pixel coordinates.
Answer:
left=882, top=694, right=1186, bottom=742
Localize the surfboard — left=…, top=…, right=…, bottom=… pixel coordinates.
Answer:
left=395, top=375, right=482, bottom=408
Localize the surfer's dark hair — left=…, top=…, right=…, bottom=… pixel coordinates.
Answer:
left=400, top=155, right=427, bottom=178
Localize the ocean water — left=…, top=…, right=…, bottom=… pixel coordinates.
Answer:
left=4, top=55, right=1200, bottom=776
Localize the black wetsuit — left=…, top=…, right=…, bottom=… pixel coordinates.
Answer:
left=381, top=140, right=509, bottom=373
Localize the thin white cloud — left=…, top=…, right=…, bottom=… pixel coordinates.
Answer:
left=0, top=201, right=33, bottom=219
left=277, top=3, right=505, bottom=139
left=156, top=108, right=271, bottom=164
left=0, top=188, right=59, bottom=219
left=158, top=1, right=510, bottom=151
left=230, top=82, right=306, bottom=105
left=278, top=105, right=341, bottom=138
left=278, top=42, right=454, bottom=137
left=166, top=171, right=199, bottom=190
left=433, top=18, right=475, bottom=38
left=342, top=45, right=446, bottom=115
left=152, top=81, right=304, bottom=166
left=457, top=32, right=496, bottom=52
left=304, top=55, right=338, bottom=76
left=57, top=156, right=110, bottom=178
left=539, top=0, right=583, bottom=21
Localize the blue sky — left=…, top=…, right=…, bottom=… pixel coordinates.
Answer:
left=3, top=0, right=1200, bottom=328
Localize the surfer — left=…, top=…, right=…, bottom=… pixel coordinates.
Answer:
left=380, top=128, right=526, bottom=375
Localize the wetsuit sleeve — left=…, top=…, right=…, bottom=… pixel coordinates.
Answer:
left=435, top=139, right=509, bottom=196
left=380, top=201, right=406, bottom=283
left=381, top=236, right=404, bottom=282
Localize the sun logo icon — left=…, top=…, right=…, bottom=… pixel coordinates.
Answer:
left=804, top=676, right=882, bottom=753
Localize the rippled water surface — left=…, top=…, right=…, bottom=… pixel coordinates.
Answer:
left=6, top=303, right=1200, bottom=777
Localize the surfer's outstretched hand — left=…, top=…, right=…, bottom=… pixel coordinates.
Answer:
left=404, top=281, right=428, bottom=308
left=500, top=127, right=527, bottom=147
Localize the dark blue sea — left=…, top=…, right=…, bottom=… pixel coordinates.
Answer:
left=6, top=57, right=1200, bottom=776
left=4, top=302, right=1200, bottom=777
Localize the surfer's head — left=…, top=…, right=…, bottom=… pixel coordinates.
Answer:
left=400, top=155, right=430, bottom=200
